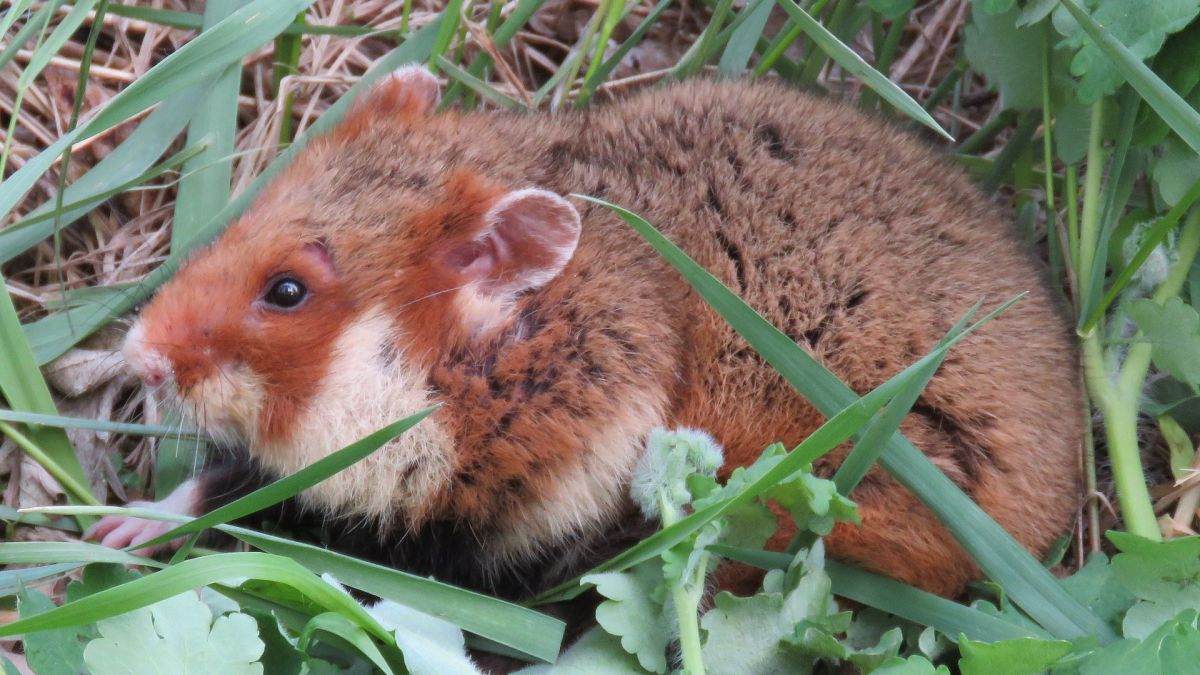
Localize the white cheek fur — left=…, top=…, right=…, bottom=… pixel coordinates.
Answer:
left=253, top=307, right=455, bottom=526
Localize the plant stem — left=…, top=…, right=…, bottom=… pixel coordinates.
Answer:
left=1077, top=102, right=1105, bottom=310
left=0, top=421, right=99, bottom=507
left=1041, top=26, right=1061, bottom=284
left=659, top=489, right=707, bottom=675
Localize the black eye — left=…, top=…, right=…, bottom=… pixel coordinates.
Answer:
left=264, top=277, right=308, bottom=309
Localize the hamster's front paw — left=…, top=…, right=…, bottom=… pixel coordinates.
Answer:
left=85, top=479, right=201, bottom=555
left=86, top=508, right=184, bottom=555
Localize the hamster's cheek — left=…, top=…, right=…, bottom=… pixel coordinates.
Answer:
left=180, top=362, right=266, bottom=444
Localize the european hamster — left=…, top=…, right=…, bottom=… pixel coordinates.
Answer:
left=92, top=66, right=1082, bottom=601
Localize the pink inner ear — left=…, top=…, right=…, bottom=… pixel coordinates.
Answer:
left=302, top=240, right=337, bottom=277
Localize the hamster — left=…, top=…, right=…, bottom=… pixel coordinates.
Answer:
left=91, top=66, right=1082, bottom=601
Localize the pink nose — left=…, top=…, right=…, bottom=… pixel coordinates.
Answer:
left=142, top=366, right=165, bottom=388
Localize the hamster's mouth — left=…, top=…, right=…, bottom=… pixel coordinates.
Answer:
left=168, top=363, right=265, bottom=448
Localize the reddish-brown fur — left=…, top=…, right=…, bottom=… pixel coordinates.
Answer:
left=124, top=73, right=1082, bottom=599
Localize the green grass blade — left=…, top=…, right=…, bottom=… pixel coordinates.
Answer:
left=0, top=269, right=95, bottom=509
left=575, top=0, right=672, bottom=105
left=0, top=0, right=36, bottom=38
left=19, top=18, right=444, bottom=365
left=24, top=502, right=566, bottom=663
left=0, top=140, right=205, bottom=266
left=441, top=0, right=546, bottom=107
left=775, top=0, right=952, bottom=140
left=428, top=0, right=463, bottom=71
left=1080, top=177, right=1200, bottom=333
left=300, top=613, right=396, bottom=675
left=0, top=553, right=389, bottom=641
left=1060, top=0, right=1200, bottom=154
left=0, top=1, right=60, bottom=74
left=230, top=529, right=564, bottom=663
left=0, top=563, right=81, bottom=597
left=435, top=56, right=529, bottom=111
left=709, top=545, right=1042, bottom=642
left=133, top=407, right=437, bottom=551
left=16, top=0, right=96, bottom=91
left=0, top=0, right=316, bottom=226
left=0, top=409, right=202, bottom=440
left=719, top=0, right=774, bottom=76
left=578, top=195, right=1111, bottom=641
left=0, top=541, right=162, bottom=568
left=173, top=0, right=240, bottom=245
left=105, top=3, right=202, bottom=30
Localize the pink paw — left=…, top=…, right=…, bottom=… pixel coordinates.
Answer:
left=85, top=504, right=184, bottom=555
left=85, top=480, right=201, bottom=556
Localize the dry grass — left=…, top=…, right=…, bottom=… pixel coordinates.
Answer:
left=0, top=0, right=1014, bottom=534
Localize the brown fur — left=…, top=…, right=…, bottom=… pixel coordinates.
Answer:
left=128, top=75, right=1082, bottom=599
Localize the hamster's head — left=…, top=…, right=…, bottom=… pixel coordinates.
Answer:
left=122, top=67, right=583, bottom=518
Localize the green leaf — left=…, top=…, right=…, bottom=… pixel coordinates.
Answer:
left=66, top=564, right=142, bottom=604
left=246, top=610, right=304, bottom=675
left=875, top=655, right=953, bottom=674
left=1017, top=0, right=1058, bottom=27
left=18, top=587, right=85, bottom=675
left=1056, top=0, right=1200, bottom=154
left=1108, top=533, right=1200, bottom=640
left=964, top=5, right=1070, bottom=110
left=701, top=545, right=838, bottom=675
left=83, top=591, right=265, bottom=675
left=869, top=0, right=917, bottom=21
left=957, top=636, right=1072, bottom=675
left=1059, top=553, right=1136, bottom=633
left=371, top=600, right=483, bottom=675
left=1152, top=136, right=1200, bottom=206
left=775, top=0, right=952, bottom=140
left=299, top=612, right=394, bottom=675
left=583, top=564, right=672, bottom=673
left=1127, top=297, right=1200, bottom=386
left=514, top=627, right=643, bottom=675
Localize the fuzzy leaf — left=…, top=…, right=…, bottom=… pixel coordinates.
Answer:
left=583, top=564, right=671, bottom=673
left=1052, top=0, right=1200, bottom=103
left=700, top=545, right=838, bottom=674
left=370, top=600, right=482, bottom=675
left=1127, top=297, right=1200, bottom=386
left=83, top=592, right=265, bottom=675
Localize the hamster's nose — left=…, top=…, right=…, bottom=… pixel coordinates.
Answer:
left=123, top=322, right=172, bottom=389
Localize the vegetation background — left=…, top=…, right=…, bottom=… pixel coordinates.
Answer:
left=1, top=0, right=1200, bottom=673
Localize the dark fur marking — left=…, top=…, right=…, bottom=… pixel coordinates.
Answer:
left=713, top=229, right=747, bottom=291
left=846, top=289, right=868, bottom=311
left=910, top=401, right=996, bottom=486
left=755, top=124, right=795, bottom=161
left=706, top=184, right=724, bottom=215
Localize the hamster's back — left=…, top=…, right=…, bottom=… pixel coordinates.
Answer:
left=538, top=79, right=1081, bottom=595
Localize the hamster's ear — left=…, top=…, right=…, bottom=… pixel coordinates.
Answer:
left=444, top=189, right=581, bottom=296
left=354, top=65, right=441, bottom=119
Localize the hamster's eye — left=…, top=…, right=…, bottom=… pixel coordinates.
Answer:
left=264, top=277, right=308, bottom=309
